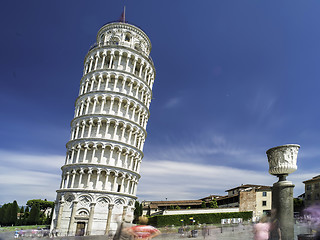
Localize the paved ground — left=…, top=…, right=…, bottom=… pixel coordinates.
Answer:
left=0, top=223, right=313, bottom=240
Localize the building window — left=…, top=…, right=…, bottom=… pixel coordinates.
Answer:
left=262, top=192, right=267, bottom=197
left=100, top=34, right=105, bottom=44
left=316, top=194, right=320, bottom=200
left=125, top=34, right=131, bottom=42
left=110, top=37, right=119, bottom=45
left=307, top=194, right=311, bottom=200
left=262, top=201, right=267, bottom=206
left=307, top=185, right=312, bottom=190
left=117, top=185, right=121, bottom=192
left=315, top=183, right=319, bottom=189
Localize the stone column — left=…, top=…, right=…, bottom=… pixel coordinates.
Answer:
left=113, top=77, right=118, bottom=91
left=70, top=170, right=76, bottom=188
left=105, top=75, right=110, bottom=90
left=86, top=202, right=96, bottom=235
left=67, top=200, right=78, bottom=236
left=272, top=178, right=295, bottom=240
left=101, top=54, right=106, bottom=69
left=108, top=54, right=113, bottom=69
left=95, top=169, right=101, bottom=189
left=85, top=98, right=91, bottom=114
left=78, top=168, right=84, bottom=188
left=92, top=98, right=98, bottom=113
left=125, top=56, right=130, bottom=71
left=105, top=204, right=114, bottom=235
left=75, top=124, right=80, bottom=138
left=86, top=168, right=92, bottom=189
left=122, top=206, right=128, bottom=221
left=109, top=99, right=114, bottom=114
left=125, top=178, right=131, bottom=193
left=96, top=119, right=101, bottom=137
left=90, top=77, right=95, bottom=91
left=56, top=197, right=65, bottom=233
left=112, top=173, right=118, bottom=191
left=65, top=172, right=70, bottom=189
left=101, top=146, right=106, bottom=164
left=91, top=146, right=97, bottom=163
left=104, top=171, right=110, bottom=190
left=104, top=120, right=110, bottom=138
left=100, top=97, right=106, bottom=113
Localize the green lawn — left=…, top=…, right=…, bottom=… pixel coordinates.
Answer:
left=0, top=225, right=49, bottom=232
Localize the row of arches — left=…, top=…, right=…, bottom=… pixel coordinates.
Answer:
left=79, top=72, right=152, bottom=105
left=83, top=49, right=155, bottom=90
left=53, top=190, right=135, bottom=236
left=70, top=117, right=146, bottom=150
left=99, top=27, right=150, bottom=55
left=65, top=142, right=142, bottom=172
left=60, top=167, right=140, bottom=195
left=74, top=94, right=149, bottom=128
left=59, top=191, right=135, bottom=208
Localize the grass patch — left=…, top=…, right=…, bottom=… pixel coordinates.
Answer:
left=0, top=225, right=49, bottom=232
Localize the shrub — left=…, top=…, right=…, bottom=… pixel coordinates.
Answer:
left=148, top=211, right=252, bottom=227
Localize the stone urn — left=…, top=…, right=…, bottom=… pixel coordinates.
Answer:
left=266, top=144, right=300, bottom=176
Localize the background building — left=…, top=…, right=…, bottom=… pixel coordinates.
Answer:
left=143, top=184, right=271, bottom=221
left=50, top=20, right=155, bottom=236
left=303, top=175, right=320, bottom=207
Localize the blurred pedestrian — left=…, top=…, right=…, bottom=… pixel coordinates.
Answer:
left=127, top=216, right=160, bottom=240
left=201, top=224, right=209, bottom=239
left=269, top=209, right=281, bottom=240
left=114, top=215, right=133, bottom=240
left=253, top=216, right=270, bottom=240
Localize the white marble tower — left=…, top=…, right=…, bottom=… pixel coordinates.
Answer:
left=50, top=21, right=155, bottom=236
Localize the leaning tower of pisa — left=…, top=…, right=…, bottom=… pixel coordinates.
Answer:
left=50, top=21, right=155, bottom=236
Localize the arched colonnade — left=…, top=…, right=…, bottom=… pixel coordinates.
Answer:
left=79, top=72, right=152, bottom=106
left=65, top=141, right=143, bottom=171
left=83, top=49, right=155, bottom=89
left=74, top=94, right=149, bottom=128
left=60, top=167, right=139, bottom=195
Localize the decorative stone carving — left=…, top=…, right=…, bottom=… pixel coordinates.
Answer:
left=266, top=144, right=300, bottom=176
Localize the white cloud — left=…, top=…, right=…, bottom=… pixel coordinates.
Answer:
left=0, top=145, right=314, bottom=206
left=0, top=150, right=63, bottom=205
left=163, top=97, right=182, bottom=109
left=137, top=159, right=312, bottom=201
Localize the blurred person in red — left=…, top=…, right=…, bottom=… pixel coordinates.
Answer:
left=127, top=216, right=161, bottom=240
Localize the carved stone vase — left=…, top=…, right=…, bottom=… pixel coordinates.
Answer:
left=266, top=144, right=300, bottom=176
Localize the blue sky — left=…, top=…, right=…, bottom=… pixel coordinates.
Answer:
left=1, top=0, right=320, bottom=205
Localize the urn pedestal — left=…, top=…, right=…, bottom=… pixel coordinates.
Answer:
left=266, top=144, right=300, bottom=240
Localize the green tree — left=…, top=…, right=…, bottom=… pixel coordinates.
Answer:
left=23, top=206, right=30, bottom=225
left=28, top=203, right=40, bottom=225
left=27, top=199, right=54, bottom=224
left=0, top=205, right=5, bottom=225
left=0, top=203, right=13, bottom=226
left=27, top=199, right=54, bottom=213
left=294, top=198, right=304, bottom=213
left=169, top=205, right=175, bottom=210
left=175, top=205, right=180, bottom=210
left=9, top=200, right=19, bottom=226
left=134, top=201, right=143, bottom=223
left=17, top=206, right=25, bottom=225
left=209, top=200, right=218, bottom=208
left=201, top=201, right=207, bottom=208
